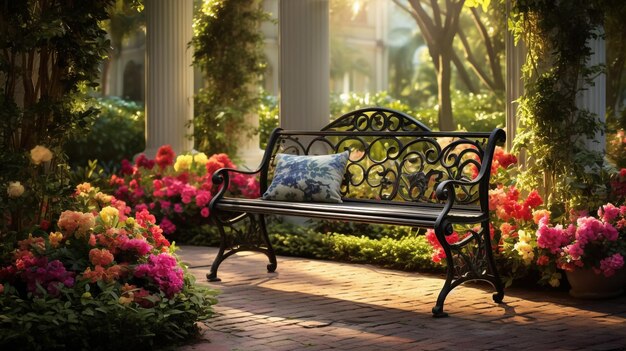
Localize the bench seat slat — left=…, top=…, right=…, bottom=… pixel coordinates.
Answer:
left=216, top=198, right=485, bottom=227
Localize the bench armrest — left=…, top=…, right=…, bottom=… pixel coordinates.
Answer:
left=435, top=128, right=506, bottom=216
left=211, top=167, right=261, bottom=199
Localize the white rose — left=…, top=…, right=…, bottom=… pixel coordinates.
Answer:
left=30, top=145, right=53, bottom=165
left=7, top=181, right=25, bottom=198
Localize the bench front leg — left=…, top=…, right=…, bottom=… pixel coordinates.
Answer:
left=207, top=213, right=277, bottom=282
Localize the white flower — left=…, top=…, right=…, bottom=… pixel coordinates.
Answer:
left=7, top=181, right=25, bottom=198
left=30, top=145, right=53, bottom=165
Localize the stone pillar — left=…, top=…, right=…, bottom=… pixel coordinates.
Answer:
left=143, top=0, right=194, bottom=158
left=279, top=0, right=330, bottom=130
left=505, top=0, right=525, bottom=153
left=237, top=112, right=265, bottom=170
left=577, top=28, right=606, bottom=153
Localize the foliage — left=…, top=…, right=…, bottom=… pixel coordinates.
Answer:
left=65, top=97, right=145, bottom=172
left=0, top=0, right=112, bottom=237
left=391, top=0, right=505, bottom=130
left=109, top=146, right=259, bottom=238
left=191, top=0, right=271, bottom=157
left=268, top=220, right=440, bottom=272
left=258, top=90, right=503, bottom=148
left=0, top=184, right=217, bottom=350
left=510, top=0, right=608, bottom=213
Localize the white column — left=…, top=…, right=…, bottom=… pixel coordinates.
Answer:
left=505, top=0, right=525, bottom=153
left=577, top=27, right=606, bottom=153
left=144, top=0, right=194, bottom=158
left=279, top=0, right=330, bottom=130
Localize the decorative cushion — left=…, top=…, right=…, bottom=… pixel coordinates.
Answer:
left=262, top=151, right=350, bottom=203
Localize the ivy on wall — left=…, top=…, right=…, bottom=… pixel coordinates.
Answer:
left=510, top=0, right=608, bottom=215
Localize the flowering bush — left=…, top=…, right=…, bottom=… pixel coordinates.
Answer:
left=535, top=204, right=626, bottom=277
left=110, top=145, right=260, bottom=237
left=425, top=146, right=626, bottom=288
left=0, top=184, right=217, bottom=350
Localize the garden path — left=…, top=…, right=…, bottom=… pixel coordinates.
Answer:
left=178, top=245, right=626, bottom=351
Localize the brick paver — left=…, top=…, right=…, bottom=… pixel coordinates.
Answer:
left=177, top=246, right=626, bottom=351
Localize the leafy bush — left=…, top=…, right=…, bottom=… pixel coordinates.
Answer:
left=192, top=0, right=270, bottom=156
left=65, top=97, right=145, bottom=172
left=267, top=220, right=439, bottom=272
left=0, top=184, right=217, bottom=350
left=1, top=0, right=112, bottom=239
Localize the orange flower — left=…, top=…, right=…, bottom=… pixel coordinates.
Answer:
left=89, top=248, right=114, bottom=266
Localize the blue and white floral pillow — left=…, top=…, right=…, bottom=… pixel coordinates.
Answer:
left=262, top=151, right=350, bottom=203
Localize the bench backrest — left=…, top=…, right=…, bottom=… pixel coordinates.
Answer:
left=260, top=108, right=505, bottom=211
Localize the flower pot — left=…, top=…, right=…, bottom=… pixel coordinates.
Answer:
left=566, top=268, right=626, bottom=299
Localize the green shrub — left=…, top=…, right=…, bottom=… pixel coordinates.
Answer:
left=64, top=97, right=145, bottom=172
left=0, top=275, right=216, bottom=351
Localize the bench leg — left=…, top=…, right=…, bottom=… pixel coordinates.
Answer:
left=207, top=213, right=277, bottom=282
left=432, top=219, right=505, bottom=317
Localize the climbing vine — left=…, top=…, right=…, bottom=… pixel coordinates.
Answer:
left=191, top=0, right=270, bottom=157
left=510, top=0, right=608, bottom=215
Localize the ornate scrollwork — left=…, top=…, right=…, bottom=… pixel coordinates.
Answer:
left=322, top=107, right=431, bottom=132
left=449, top=229, right=491, bottom=281
left=214, top=213, right=266, bottom=251
left=268, top=132, right=490, bottom=205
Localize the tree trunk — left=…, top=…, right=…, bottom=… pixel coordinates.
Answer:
left=438, top=53, right=454, bottom=130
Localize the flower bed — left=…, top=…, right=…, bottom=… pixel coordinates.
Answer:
left=425, top=146, right=626, bottom=288
left=110, top=145, right=259, bottom=238
left=0, top=184, right=217, bottom=350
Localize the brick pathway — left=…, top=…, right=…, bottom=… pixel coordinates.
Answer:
left=178, top=246, right=626, bottom=351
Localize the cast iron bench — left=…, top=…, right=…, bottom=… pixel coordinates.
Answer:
left=207, top=107, right=505, bottom=317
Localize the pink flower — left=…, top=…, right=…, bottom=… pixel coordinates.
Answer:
left=119, top=237, right=153, bottom=257
left=195, top=190, right=212, bottom=207
left=597, top=253, right=624, bottom=277
left=599, top=203, right=620, bottom=223
left=200, top=207, right=210, bottom=218
left=134, top=253, right=184, bottom=297
left=20, top=258, right=75, bottom=296
left=174, top=203, right=184, bottom=213
left=159, top=217, right=176, bottom=235
left=536, top=217, right=570, bottom=253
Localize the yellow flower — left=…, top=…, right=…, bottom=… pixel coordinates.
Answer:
left=30, top=145, right=53, bottom=165
left=7, top=181, right=25, bottom=198
left=513, top=241, right=535, bottom=265
left=49, top=232, right=64, bottom=248
left=517, top=230, right=532, bottom=243
left=125, top=217, right=136, bottom=228
left=193, top=152, right=209, bottom=166
left=81, top=292, right=92, bottom=299
left=95, top=192, right=113, bottom=204
left=174, top=155, right=193, bottom=172
left=99, top=206, right=119, bottom=225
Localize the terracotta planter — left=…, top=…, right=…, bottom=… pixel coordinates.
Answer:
left=566, top=268, right=626, bottom=299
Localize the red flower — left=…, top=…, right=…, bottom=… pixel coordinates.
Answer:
left=156, top=145, right=175, bottom=169
left=523, top=190, right=543, bottom=209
